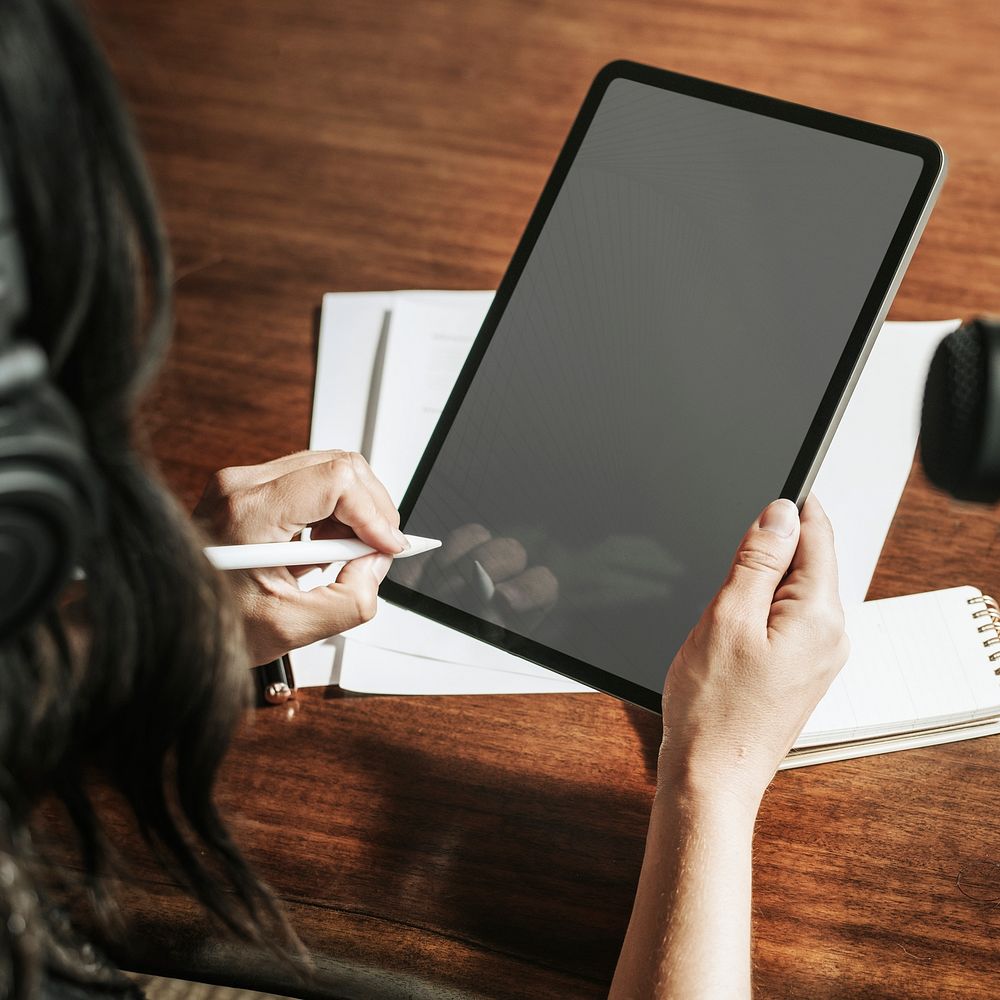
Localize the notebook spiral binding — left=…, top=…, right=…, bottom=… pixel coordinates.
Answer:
left=968, top=594, right=1000, bottom=675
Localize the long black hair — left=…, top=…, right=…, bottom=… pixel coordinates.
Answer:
left=0, top=1, right=297, bottom=995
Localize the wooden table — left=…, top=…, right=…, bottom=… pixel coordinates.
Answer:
left=67, top=0, right=1000, bottom=996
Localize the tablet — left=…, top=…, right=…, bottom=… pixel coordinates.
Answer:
left=381, top=61, right=946, bottom=712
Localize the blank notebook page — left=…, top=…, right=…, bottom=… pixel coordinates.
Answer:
left=796, top=586, right=1000, bottom=748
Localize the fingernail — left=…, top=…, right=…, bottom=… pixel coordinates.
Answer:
left=370, top=553, right=393, bottom=582
left=759, top=499, right=798, bottom=537
left=392, top=528, right=409, bottom=550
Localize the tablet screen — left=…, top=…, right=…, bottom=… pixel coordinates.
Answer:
left=387, top=73, right=934, bottom=702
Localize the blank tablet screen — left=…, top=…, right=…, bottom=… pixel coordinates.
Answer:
left=387, top=73, right=931, bottom=700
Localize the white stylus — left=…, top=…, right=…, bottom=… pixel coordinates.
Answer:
left=203, top=534, right=441, bottom=571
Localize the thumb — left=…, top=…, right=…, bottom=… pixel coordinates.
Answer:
left=718, top=499, right=800, bottom=624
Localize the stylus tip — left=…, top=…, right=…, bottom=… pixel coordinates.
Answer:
left=397, top=535, right=442, bottom=558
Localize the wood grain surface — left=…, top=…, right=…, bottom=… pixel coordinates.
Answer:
left=60, top=0, right=1000, bottom=996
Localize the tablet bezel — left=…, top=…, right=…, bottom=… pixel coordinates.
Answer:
left=379, top=60, right=946, bottom=713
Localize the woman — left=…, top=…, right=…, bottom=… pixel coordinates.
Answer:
left=0, top=1, right=848, bottom=997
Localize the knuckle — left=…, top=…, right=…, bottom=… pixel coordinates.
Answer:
left=331, top=455, right=358, bottom=483
left=219, top=482, right=257, bottom=527
left=207, top=467, right=239, bottom=497
left=793, top=603, right=844, bottom=647
left=816, top=602, right=846, bottom=640
left=734, top=544, right=785, bottom=575
left=352, top=589, right=378, bottom=625
left=835, top=632, right=852, bottom=664
left=324, top=456, right=359, bottom=498
left=347, top=450, right=370, bottom=473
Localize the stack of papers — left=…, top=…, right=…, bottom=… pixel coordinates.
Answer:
left=289, top=290, right=958, bottom=696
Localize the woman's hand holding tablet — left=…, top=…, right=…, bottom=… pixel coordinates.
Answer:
left=612, top=495, right=848, bottom=999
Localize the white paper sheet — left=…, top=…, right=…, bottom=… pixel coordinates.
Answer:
left=292, top=289, right=957, bottom=695
left=812, top=317, right=959, bottom=604
left=368, top=297, right=494, bottom=505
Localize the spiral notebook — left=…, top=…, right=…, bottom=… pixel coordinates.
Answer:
left=781, top=586, right=1000, bottom=768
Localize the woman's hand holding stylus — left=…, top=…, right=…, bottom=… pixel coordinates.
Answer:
left=196, top=450, right=404, bottom=664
